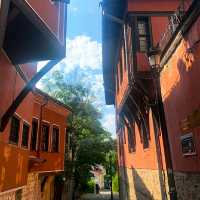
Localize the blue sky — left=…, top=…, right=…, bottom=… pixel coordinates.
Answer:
left=39, top=0, right=116, bottom=136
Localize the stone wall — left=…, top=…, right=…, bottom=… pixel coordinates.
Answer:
left=0, top=173, right=41, bottom=200
left=174, top=171, right=200, bottom=200
left=123, top=168, right=168, bottom=200
left=22, top=173, right=41, bottom=200
left=119, top=167, right=128, bottom=200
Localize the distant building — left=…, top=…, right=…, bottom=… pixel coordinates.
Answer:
left=102, top=0, right=200, bottom=200
left=91, top=165, right=106, bottom=190
left=0, top=0, right=71, bottom=199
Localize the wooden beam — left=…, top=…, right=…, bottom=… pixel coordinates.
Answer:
left=0, top=0, right=11, bottom=48
left=0, top=60, right=60, bottom=132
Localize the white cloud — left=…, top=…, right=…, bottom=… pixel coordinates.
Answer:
left=37, top=36, right=102, bottom=75
left=61, top=35, right=102, bottom=73
left=101, top=112, right=116, bottom=137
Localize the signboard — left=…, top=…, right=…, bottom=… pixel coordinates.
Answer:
left=180, top=107, right=200, bottom=133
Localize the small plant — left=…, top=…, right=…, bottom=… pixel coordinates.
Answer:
left=112, top=173, right=119, bottom=192
left=86, top=179, right=95, bottom=193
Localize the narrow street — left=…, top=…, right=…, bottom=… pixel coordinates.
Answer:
left=81, top=191, right=119, bottom=200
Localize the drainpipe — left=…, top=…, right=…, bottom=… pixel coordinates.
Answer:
left=36, top=96, right=48, bottom=158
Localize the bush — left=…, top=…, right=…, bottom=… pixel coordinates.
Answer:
left=112, top=174, right=119, bottom=192
left=86, top=179, right=95, bottom=193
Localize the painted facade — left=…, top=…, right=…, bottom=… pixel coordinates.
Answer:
left=0, top=0, right=70, bottom=199
left=102, top=0, right=200, bottom=199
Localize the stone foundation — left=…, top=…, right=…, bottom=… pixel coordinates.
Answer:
left=0, top=173, right=53, bottom=200
left=174, top=171, right=200, bottom=200
left=119, top=167, right=169, bottom=200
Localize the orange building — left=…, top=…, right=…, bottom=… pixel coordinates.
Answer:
left=102, top=0, right=200, bottom=200
left=0, top=0, right=71, bottom=199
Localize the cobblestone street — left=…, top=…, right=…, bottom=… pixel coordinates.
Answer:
left=81, top=191, right=119, bottom=200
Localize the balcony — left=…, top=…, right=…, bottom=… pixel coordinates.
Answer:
left=159, top=0, right=193, bottom=52
left=2, top=0, right=68, bottom=64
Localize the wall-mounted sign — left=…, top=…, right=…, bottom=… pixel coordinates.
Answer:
left=180, top=133, right=196, bottom=156
left=180, top=107, right=200, bottom=133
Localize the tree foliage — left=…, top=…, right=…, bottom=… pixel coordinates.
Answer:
left=41, top=71, right=116, bottom=192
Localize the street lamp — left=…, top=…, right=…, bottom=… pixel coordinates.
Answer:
left=147, top=47, right=161, bottom=70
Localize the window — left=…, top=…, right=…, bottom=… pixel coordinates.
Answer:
left=127, top=123, right=136, bottom=152
left=119, top=57, right=123, bottom=84
left=41, top=124, right=49, bottom=151
left=122, top=125, right=126, bottom=144
left=122, top=41, right=126, bottom=71
left=30, top=120, right=38, bottom=151
left=52, top=127, right=59, bottom=152
left=137, top=17, right=151, bottom=52
left=139, top=113, right=150, bottom=149
left=181, top=133, right=196, bottom=156
left=9, top=116, right=20, bottom=144
left=22, top=123, right=30, bottom=148
left=127, top=24, right=134, bottom=73
left=116, top=67, right=119, bottom=93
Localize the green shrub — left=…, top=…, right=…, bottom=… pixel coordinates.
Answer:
left=112, top=173, right=119, bottom=192
left=86, top=179, right=95, bottom=193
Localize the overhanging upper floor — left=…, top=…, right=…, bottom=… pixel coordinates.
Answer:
left=0, top=0, right=68, bottom=64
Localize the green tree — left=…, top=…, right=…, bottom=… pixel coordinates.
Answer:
left=40, top=71, right=116, bottom=195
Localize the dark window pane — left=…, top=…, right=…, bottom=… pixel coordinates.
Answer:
left=139, top=37, right=148, bottom=52
left=30, top=120, right=38, bottom=150
left=116, top=67, right=119, bottom=93
left=137, top=17, right=151, bottom=52
left=140, top=114, right=150, bottom=149
left=119, top=58, right=123, bottom=83
left=127, top=124, right=136, bottom=152
left=22, top=123, right=29, bottom=148
left=138, top=22, right=147, bottom=35
left=52, top=127, right=59, bottom=152
left=41, top=124, right=49, bottom=151
left=9, top=116, right=20, bottom=144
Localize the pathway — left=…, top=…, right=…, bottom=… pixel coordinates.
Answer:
left=81, top=190, right=119, bottom=200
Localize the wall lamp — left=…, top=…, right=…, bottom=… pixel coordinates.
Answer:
left=147, top=47, right=161, bottom=73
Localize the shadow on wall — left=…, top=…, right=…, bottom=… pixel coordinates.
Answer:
left=162, top=38, right=200, bottom=167
left=161, top=34, right=200, bottom=199
left=132, top=168, right=154, bottom=200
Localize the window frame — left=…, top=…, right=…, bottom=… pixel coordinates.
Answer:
left=137, top=16, right=151, bottom=53
left=138, top=112, right=150, bottom=149
left=116, top=65, right=119, bottom=93
left=51, top=125, right=60, bottom=153
left=21, top=121, right=30, bottom=149
left=41, top=122, right=50, bottom=152
left=30, top=118, right=38, bottom=151
left=9, top=115, right=21, bottom=145
left=127, top=122, right=136, bottom=153
left=119, top=56, right=123, bottom=84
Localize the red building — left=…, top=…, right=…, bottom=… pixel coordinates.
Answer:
left=0, top=0, right=71, bottom=199
left=102, top=0, right=200, bottom=199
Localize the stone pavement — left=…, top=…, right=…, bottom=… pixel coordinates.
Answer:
left=80, top=190, right=119, bottom=200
